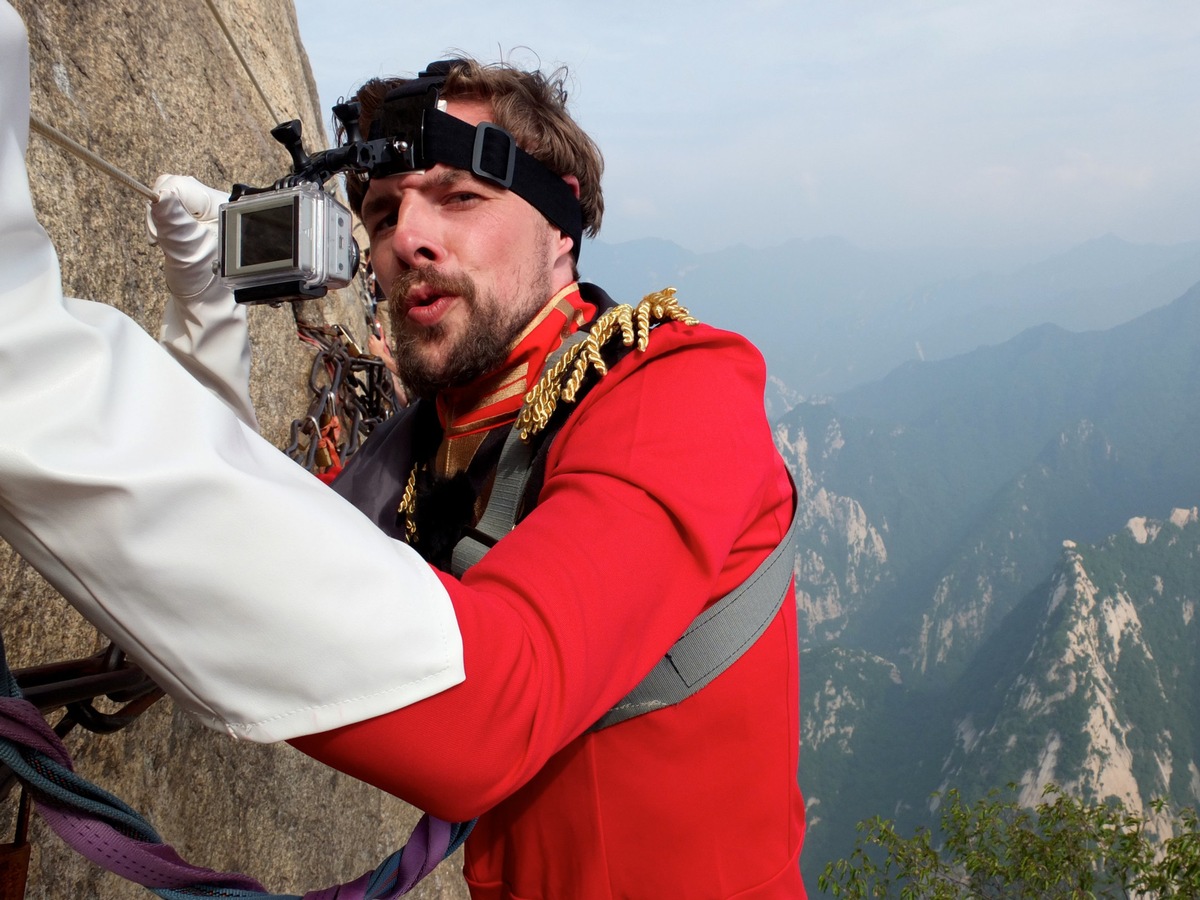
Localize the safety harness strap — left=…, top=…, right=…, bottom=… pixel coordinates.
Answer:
left=0, top=635, right=473, bottom=899
left=450, top=330, right=592, bottom=575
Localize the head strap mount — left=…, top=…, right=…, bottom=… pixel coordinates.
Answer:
left=332, top=60, right=582, bottom=258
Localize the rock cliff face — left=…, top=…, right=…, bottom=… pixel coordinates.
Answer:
left=1, top=3, right=467, bottom=897
left=936, top=509, right=1200, bottom=843
left=773, top=411, right=889, bottom=641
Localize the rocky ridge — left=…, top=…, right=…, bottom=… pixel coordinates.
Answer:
left=938, top=509, right=1200, bottom=841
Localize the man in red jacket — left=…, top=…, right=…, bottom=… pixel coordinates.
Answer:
left=0, top=18, right=805, bottom=894
left=285, top=59, right=807, bottom=898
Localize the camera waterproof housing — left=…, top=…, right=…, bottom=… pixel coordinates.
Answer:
left=219, top=182, right=358, bottom=305
left=218, top=58, right=584, bottom=305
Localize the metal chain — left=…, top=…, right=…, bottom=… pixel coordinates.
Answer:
left=285, top=317, right=396, bottom=477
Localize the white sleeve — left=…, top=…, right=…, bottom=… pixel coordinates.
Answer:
left=148, top=174, right=261, bottom=432
left=158, top=289, right=259, bottom=431
left=0, top=2, right=464, bottom=743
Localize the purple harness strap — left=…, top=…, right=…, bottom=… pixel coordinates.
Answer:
left=0, top=695, right=72, bottom=766
left=0, top=691, right=460, bottom=899
left=36, top=800, right=268, bottom=891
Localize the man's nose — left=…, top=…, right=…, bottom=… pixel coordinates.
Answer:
left=389, top=201, right=446, bottom=268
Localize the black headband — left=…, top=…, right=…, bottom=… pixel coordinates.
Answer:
left=334, top=62, right=583, bottom=259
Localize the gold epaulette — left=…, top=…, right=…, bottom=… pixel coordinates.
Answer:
left=514, top=288, right=698, bottom=440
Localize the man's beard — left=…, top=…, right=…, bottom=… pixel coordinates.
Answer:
left=387, top=265, right=548, bottom=399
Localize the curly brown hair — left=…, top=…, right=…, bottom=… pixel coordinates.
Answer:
left=342, top=57, right=604, bottom=239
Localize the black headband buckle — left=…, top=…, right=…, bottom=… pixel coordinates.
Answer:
left=471, top=123, right=516, bottom=189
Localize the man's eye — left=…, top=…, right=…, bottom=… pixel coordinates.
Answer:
left=369, top=212, right=397, bottom=235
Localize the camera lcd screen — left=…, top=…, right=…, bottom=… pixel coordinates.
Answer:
left=238, top=201, right=297, bottom=268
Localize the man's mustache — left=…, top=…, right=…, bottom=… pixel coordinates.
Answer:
left=387, top=266, right=477, bottom=309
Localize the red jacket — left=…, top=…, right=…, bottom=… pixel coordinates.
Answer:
left=293, top=319, right=806, bottom=898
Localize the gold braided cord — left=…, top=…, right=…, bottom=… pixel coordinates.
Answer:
left=515, top=288, right=697, bottom=440
left=397, top=463, right=420, bottom=543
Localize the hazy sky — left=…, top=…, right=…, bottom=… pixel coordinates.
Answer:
left=292, top=1, right=1200, bottom=255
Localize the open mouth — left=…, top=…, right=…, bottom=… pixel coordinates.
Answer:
left=406, top=285, right=438, bottom=307
left=405, top=292, right=456, bottom=326
left=393, top=269, right=473, bottom=328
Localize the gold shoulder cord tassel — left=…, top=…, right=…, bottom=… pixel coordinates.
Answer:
left=516, top=288, right=697, bottom=440
left=397, top=463, right=420, bottom=543
left=398, top=288, right=697, bottom=543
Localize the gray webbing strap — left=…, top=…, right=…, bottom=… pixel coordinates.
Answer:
left=450, top=330, right=591, bottom=577
left=589, top=493, right=799, bottom=731
left=449, top=424, right=538, bottom=575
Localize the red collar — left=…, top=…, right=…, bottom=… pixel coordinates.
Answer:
left=436, top=283, right=596, bottom=439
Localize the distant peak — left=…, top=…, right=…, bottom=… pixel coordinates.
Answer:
left=1125, top=516, right=1158, bottom=545
left=1169, top=507, right=1199, bottom=528
left=1125, top=507, right=1198, bottom=543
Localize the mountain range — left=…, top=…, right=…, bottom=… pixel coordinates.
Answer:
left=582, top=233, right=1200, bottom=397
left=766, top=279, right=1199, bottom=889
left=799, top=506, right=1200, bottom=884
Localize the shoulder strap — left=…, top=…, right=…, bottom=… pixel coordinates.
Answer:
left=449, top=329, right=592, bottom=576
left=330, top=399, right=436, bottom=541
left=589, top=486, right=799, bottom=731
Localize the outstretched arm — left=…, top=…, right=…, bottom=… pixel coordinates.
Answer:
left=0, top=1, right=463, bottom=743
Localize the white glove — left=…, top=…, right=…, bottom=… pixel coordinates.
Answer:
left=148, top=175, right=259, bottom=431
left=0, top=3, right=464, bottom=742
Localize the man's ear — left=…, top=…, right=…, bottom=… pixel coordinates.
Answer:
left=553, top=228, right=576, bottom=267
left=552, top=175, right=582, bottom=262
